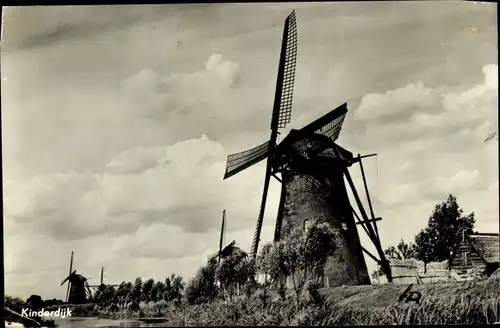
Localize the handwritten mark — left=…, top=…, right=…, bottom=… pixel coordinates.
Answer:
left=398, top=284, right=422, bottom=304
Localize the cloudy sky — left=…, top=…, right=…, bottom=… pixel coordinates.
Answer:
left=2, top=2, right=498, bottom=299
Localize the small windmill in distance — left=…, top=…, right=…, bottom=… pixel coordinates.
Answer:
left=209, top=210, right=247, bottom=264
left=87, top=266, right=120, bottom=292
left=60, top=251, right=92, bottom=304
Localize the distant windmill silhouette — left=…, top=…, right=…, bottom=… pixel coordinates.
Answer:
left=60, top=251, right=92, bottom=304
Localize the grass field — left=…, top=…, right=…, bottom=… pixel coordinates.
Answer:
left=162, top=277, right=500, bottom=325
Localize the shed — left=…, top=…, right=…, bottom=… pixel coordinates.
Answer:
left=449, top=233, right=499, bottom=278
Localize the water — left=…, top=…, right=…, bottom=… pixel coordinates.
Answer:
left=53, top=317, right=172, bottom=328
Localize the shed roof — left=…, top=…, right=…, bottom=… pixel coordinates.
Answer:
left=209, top=240, right=247, bottom=262
left=469, top=233, right=499, bottom=264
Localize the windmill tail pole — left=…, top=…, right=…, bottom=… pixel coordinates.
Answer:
left=357, top=153, right=379, bottom=239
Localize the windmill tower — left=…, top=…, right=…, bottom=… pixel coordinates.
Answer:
left=60, top=251, right=93, bottom=303
left=222, top=10, right=392, bottom=286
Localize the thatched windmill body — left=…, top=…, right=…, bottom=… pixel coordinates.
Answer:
left=222, top=11, right=392, bottom=286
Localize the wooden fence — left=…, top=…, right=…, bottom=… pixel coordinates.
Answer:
left=390, top=259, right=452, bottom=285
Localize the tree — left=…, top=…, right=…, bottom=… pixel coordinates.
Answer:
left=115, top=282, right=133, bottom=309
left=26, top=295, right=43, bottom=309
left=93, top=285, right=117, bottom=307
left=300, top=221, right=338, bottom=282
left=259, top=220, right=337, bottom=303
left=235, top=258, right=257, bottom=298
left=163, top=274, right=185, bottom=304
left=415, top=194, right=475, bottom=265
left=169, top=274, right=185, bottom=304
left=384, top=239, right=417, bottom=260
left=256, top=243, right=276, bottom=304
left=130, top=277, right=143, bottom=304
left=185, top=261, right=217, bottom=305
left=141, top=278, right=155, bottom=306
left=215, top=253, right=255, bottom=300
left=5, top=296, right=26, bottom=313
left=151, top=281, right=164, bottom=304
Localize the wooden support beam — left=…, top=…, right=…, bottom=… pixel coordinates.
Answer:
left=345, top=168, right=392, bottom=282
left=357, top=153, right=379, bottom=241
left=355, top=217, right=382, bottom=225
left=344, top=168, right=379, bottom=247
left=359, top=153, right=377, bottom=160
left=361, top=246, right=382, bottom=266
left=351, top=206, right=377, bottom=244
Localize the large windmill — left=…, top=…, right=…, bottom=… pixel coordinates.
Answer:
left=222, top=10, right=392, bottom=285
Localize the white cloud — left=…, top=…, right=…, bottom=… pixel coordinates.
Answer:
left=355, top=81, right=440, bottom=122
left=4, top=130, right=283, bottom=299
left=344, top=65, right=498, bottom=275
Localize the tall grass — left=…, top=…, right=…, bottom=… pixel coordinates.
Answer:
left=162, top=277, right=500, bottom=325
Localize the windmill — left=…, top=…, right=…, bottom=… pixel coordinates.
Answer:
left=87, top=266, right=120, bottom=295
left=60, top=251, right=93, bottom=304
left=222, top=10, right=392, bottom=286
left=209, top=210, right=247, bottom=264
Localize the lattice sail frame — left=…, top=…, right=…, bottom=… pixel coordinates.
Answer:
left=223, top=11, right=298, bottom=182
left=273, top=103, right=349, bottom=169
left=286, top=112, right=347, bottom=159
left=223, top=141, right=270, bottom=180
left=275, top=10, right=297, bottom=129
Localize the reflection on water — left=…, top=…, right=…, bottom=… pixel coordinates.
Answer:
left=53, top=317, right=172, bottom=328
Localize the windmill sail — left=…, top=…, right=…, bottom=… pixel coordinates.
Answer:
left=65, top=251, right=74, bottom=302
left=250, top=11, right=298, bottom=258
left=271, top=10, right=298, bottom=130
left=277, top=103, right=348, bottom=160
left=223, top=141, right=270, bottom=180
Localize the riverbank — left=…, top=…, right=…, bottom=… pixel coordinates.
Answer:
left=4, top=307, right=56, bottom=328
left=43, top=304, right=100, bottom=318
left=13, top=277, right=497, bottom=326
left=164, top=277, right=500, bottom=325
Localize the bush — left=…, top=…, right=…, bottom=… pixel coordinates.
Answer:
left=185, top=260, right=218, bottom=305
